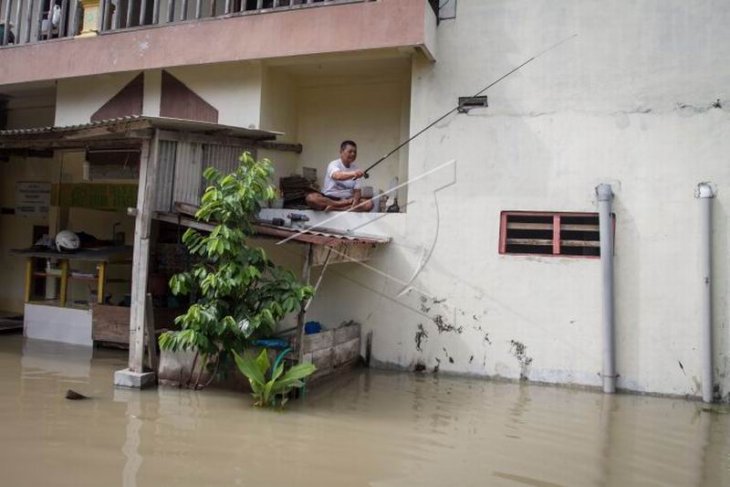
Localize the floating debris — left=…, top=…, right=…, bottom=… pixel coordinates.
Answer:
left=65, top=389, right=89, bottom=400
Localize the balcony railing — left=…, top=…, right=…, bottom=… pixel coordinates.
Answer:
left=0, top=0, right=370, bottom=47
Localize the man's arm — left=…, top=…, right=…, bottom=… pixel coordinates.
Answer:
left=331, top=169, right=365, bottom=181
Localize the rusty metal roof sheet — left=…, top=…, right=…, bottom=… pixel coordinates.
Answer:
left=253, top=223, right=390, bottom=246
left=154, top=211, right=389, bottom=247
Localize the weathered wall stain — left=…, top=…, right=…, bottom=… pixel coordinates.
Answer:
left=433, top=314, right=463, bottom=334
left=415, top=323, right=428, bottom=351
left=509, top=340, right=533, bottom=381
left=442, top=347, right=455, bottom=364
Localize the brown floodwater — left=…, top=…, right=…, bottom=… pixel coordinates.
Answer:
left=1, top=334, right=729, bottom=487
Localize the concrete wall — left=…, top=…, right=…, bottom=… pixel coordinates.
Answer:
left=55, top=72, right=140, bottom=126
left=304, top=0, right=730, bottom=400
left=0, top=0, right=435, bottom=85
left=55, top=63, right=263, bottom=128
left=0, top=96, right=55, bottom=313
left=0, top=156, right=53, bottom=313
left=259, top=66, right=300, bottom=180
left=166, top=63, right=263, bottom=128
left=295, top=73, right=410, bottom=202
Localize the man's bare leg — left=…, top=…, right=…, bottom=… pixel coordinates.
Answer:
left=351, top=198, right=373, bottom=212
left=305, top=193, right=352, bottom=211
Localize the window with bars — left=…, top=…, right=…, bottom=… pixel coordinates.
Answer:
left=499, top=211, right=612, bottom=258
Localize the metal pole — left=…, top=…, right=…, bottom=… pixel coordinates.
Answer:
left=139, top=0, right=147, bottom=24
left=13, top=0, right=23, bottom=42
left=697, top=182, right=714, bottom=403
left=24, top=0, right=33, bottom=43
left=59, top=0, right=68, bottom=36
left=596, top=183, right=616, bottom=393
left=125, top=0, right=134, bottom=27
left=69, top=0, right=78, bottom=36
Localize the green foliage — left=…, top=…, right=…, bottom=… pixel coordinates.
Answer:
left=233, top=349, right=316, bottom=407
left=159, top=152, right=313, bottom=373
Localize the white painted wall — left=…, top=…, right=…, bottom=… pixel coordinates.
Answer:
left=259, top=66, right=300, bottom=181
left=0, top=96, right=55, bottom=313
left=0, top=156, right=53, bottom=313
left=166, top=62, right=263, bottom=128
left=296, top=75, right=410, bottom=203
left=304, top=0, right=730, bottom=400
left=55, top=72, right=141, bottom=126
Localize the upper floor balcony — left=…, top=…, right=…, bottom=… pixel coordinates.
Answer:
left=0, top=0, right=437, bottom=86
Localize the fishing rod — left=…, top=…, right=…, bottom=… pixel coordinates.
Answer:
left=362, top=34, right=577, bottom=178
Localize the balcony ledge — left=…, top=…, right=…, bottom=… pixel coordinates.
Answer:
left=0, top=0, right=436, bottom=86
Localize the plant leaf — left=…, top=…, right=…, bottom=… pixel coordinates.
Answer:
left=255, top=348, right=270, bottom=375
left=233, top=350, right=265, bottom=387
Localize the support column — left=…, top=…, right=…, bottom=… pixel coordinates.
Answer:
left=115, top=133, right=159, bottom=389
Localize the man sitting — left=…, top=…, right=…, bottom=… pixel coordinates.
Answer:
left=305, top=140, right=373, bottom=212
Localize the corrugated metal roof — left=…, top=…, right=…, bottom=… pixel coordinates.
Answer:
left=0, top=115, right=280, bottom=140
left=154, top=211, right=389, bottom=247
left=253, top=223, right=391, bottom=246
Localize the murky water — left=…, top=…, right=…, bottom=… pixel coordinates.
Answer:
left=1, top=335, right=729, bottom=487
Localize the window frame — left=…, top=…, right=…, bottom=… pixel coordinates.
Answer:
left=498, top=211, right=614, bottom=259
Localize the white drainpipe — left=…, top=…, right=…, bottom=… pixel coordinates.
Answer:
left=596, top=184, right=616, bottom=393
left=697, top=183, right=715, bottom=403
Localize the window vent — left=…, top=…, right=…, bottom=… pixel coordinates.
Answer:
left=458, top=96, right=488, bottom=113
left=499, top=211, right=612, bottom=258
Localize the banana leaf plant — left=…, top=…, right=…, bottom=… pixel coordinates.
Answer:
left=233, top=349, right=316, bottom=408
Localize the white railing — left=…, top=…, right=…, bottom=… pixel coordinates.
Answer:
left=0, top=0, right=369, bottom=46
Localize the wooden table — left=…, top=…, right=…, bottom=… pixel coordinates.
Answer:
left=12, top=246, right=133, bottom=307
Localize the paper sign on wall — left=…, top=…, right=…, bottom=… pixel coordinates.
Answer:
left=16, top=182, right=51, bottom=218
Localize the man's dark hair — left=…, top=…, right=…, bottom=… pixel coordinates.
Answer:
left=340, top=140, right=357, bottom=151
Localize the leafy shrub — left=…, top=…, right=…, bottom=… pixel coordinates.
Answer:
left=159, top=153, right=313, bottom=387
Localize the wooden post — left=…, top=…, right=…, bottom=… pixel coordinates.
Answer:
left=24, top=258, right=33, bottom=303
left=144, top=293, right=159, bottom=372
left=303, top=247, right=332, bottom=313
left=128, top=133, right=159, bottom=374
left=296, top=244, right=313, bottom=363
left=96, top=261, right=107, bottom=304
left=59, top=259, right=69, bottom=306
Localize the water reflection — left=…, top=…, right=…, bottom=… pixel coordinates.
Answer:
left=0, top=335, right=728, bottom=487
